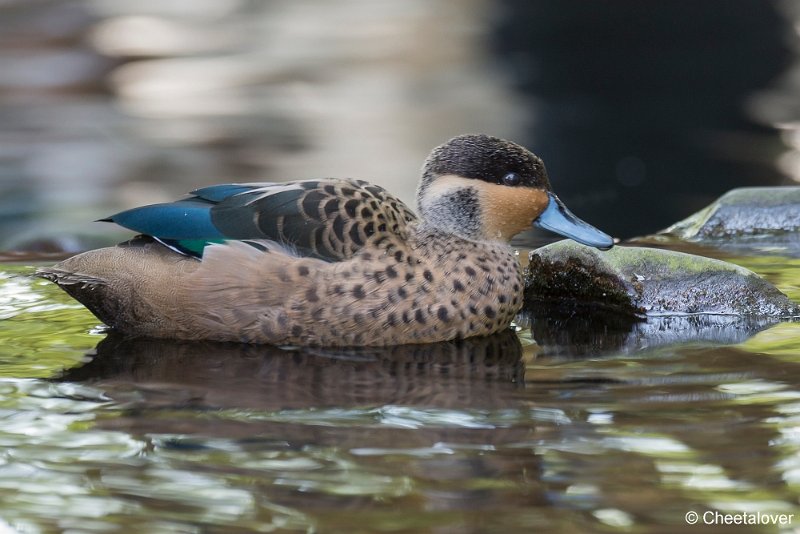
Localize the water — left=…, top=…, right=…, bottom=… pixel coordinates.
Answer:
left=0, top=243, right=798, bottom=533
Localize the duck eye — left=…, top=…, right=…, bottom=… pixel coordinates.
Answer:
left=502, top=173, right=521, bottom=186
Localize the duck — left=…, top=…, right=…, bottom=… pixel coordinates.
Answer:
left=38, top=134, right=613, bottom=347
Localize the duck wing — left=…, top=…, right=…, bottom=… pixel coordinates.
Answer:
left=104, top=179, right=418, bottom=261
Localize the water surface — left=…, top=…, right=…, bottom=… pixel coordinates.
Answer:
left=1, top=244, right=798, bottom=533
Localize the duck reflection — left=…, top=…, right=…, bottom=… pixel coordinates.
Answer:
left=58, top=329, right=525, bottom=410
left=56, top=329, right=549, bottom=517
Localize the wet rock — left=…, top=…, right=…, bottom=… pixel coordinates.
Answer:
left=662, top=186, right=800, bottom=239
left=524, top=240, right=800, bottom=318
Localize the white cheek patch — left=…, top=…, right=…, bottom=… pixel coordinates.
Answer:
left=421, top=175, right=480, bottom=200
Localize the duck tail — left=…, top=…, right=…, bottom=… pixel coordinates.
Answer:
left=35, top=266, right=106, bottom=288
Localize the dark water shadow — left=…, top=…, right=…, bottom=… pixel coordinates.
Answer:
left=494, top=0, right=794, bottom=238
left=57, top=329, right=525, bottom=411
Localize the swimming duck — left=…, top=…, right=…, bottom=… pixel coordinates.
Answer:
left=38, top=134, right=613, bottom=346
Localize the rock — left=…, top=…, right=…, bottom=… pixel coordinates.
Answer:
left=662, top=186, right=800, bottom=239
left=524, top=240, right=800, bottom=318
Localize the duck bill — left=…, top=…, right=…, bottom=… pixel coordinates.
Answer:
left=533, top=193, right=614, bottom=250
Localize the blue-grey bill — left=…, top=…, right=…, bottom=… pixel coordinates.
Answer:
left=534, top=193, right=615, bottom=250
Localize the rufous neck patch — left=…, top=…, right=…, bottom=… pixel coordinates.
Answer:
left=476, top=182, right=549, bottom=241
left=420, top=174, right=549, bottom=242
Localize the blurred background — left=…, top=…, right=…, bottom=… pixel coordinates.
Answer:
left=1, top=0, right=799, bottom=251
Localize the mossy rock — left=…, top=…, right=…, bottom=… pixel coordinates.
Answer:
left=662, top=186, right=800, bottom=240
left=524, top=240, right=800, bottom=318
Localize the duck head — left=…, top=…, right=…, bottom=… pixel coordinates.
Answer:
left=416, top=134, right=614, bottom=249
